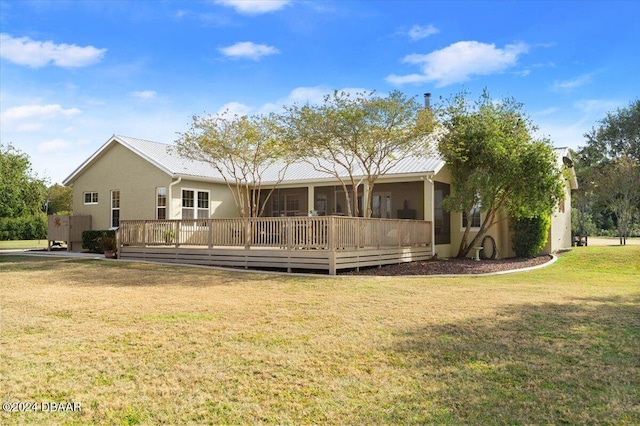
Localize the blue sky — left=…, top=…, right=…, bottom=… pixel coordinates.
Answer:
left=1, top=0, right=639, bottom=184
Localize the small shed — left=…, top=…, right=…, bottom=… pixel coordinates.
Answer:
left=47, top=215, right=92, bottom=251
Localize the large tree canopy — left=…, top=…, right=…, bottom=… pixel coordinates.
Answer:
left=437, top=91, right=565, bottom=258
left=284, top=90, right=435, bottom=217
left=0, top=143, right=47, bottom=218
left=581, top=99, right=640, bottom=164
left=46, top=183, right=73, bottom=215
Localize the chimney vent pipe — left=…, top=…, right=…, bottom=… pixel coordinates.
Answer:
left=424, top=93, right=431, bottom=109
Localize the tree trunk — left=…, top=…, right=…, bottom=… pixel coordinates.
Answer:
left=456, top=210, right=472, bottom=258
left=456, top=207, right=498, bottom=258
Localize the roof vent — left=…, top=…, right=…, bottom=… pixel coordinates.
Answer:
left=424, top=93, right=431, bottom=110
left=562, top=156, right=574, bottom=168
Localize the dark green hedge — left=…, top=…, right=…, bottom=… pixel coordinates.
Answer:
left=82, top=230, right=116, bottom=253
left=0, top=213, right=47, bottom=240
left=513, top=215, right=550, bottom=258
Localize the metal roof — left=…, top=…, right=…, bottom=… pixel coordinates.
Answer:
left=63, top=134, right=446, bottom=185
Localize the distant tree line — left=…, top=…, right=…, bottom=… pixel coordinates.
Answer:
left=0, top=143, right=72, bottom=240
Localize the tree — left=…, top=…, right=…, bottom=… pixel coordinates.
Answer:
left=582, top=99, right=639, bottom=163
left=284, top=90, right=435, bottom=217
left=437, top=91, right=565, bottom=258
left=46, top=184, right=73, bottom=214
left=0, top=143, right=48, bottom=240
left=577, top=99, right=640, bottom=242
left=592, top=157, right=640, bottom=244
left=0, top=143, right=47, bottom=218
left=175, top=112, right=291, bottom=246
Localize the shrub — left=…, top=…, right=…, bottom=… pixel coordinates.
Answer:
left=0, top=213, right=47, bottom=240
left=82, top=230, right=116, bottom=253
left=512, top=214, right=550, bottom=258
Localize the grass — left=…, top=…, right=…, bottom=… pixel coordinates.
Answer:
left=1, top=246, right=638, bottom=425
left=0, top=240, right=48, bottom=250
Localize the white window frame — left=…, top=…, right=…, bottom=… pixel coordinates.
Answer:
left=110, top=190, right=120, bottom=228
left=181, top=188, right=210, bottom=220
left=83, top=192, right=99, bottom=205
left=156, top=187, right=167, bottom=220
left=461, top=202, right=482, bottom=230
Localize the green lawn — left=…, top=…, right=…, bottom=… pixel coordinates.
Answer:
left=1, top=246, right=638, bottom=425
left=0, top=239, right=49, bottom=250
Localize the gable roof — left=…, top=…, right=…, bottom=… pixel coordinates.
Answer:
left=62, top=135, right=227, bottom=185
left=63, top=134, right=446, bottom=186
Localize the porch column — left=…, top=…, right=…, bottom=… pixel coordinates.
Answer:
left=168, top=177, right=182, bottom=219
left=424, top=176, right=436, bottom=254
left=307, top=185, right=315, bottom=214
left=363, top=181, right=370, bottom=217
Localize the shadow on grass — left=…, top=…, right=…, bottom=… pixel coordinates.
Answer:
left=383, top=296, right=640, bottom=424
left=0, top=255, right=295, bottom=287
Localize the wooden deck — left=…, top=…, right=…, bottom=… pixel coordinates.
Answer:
left=117, top=216, right=432, bottom=275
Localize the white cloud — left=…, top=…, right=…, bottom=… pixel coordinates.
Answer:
left=215, top=0, right=290, bottom=15
left=2, top=104, right=81, bottom=123
left=534, top=99, right=623, bottom=150
left=551, top=74, right=592, bottom=92
left=219, top=41, right=280, bottom=60
left=39, top=138, right=72, bottom=152
left=17, top=123, right=44, bottom=132
left=214, top=87, right=372, bottom=116
left=407, top=24, right=439, bottom=41
left=0, top=33, right=106, bottom=68
left=533, top=107, right=559, bottom=117
left=258, top=86, right=372, bottom=113
left=385, top=73, right=432, bottom=85
left=217, top=101, right=254, bottom=117
left=573, top=99, right=620, bottom=115
left=386, top=41, right=529, bottom=87
left=130, top=90, right=157, bottom=99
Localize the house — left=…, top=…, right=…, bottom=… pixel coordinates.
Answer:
left=546, top=147, right=579, bottom=253
left=62, top=135, right=577, bottom=264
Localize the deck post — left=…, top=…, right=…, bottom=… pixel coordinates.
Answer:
left=328, top=216, right=335, bottom=250
left=175, top=221, right=180, bottom=248
left=142, top=221, right=147, bottom=247
left=286, top=217, right=293, bottom=250
left=207, top=219, right=213, bottom=249
left=328, top=250, right=336, bottom=275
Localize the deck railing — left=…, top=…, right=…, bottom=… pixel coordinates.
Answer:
left=118, top=216, right=431, bottom=251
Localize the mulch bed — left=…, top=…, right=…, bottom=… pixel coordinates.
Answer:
left=341, top=255, right=554, bottom=276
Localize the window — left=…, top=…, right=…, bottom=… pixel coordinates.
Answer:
left=315, top=194, right=327, bottom=216
left=83, top=192, right=98, bottom=205
left=197, top=191, right=209, bottom=219
left=156, top=187, right=167, bottom=219
left=271, top=194, right=300, bottom=216
left=372, top=192, right=392, bottom=218
left=462, top=202, right=481, bottom=229
left=111, top=190, right=120, bottom=228
left=182, top=189, right=209, bottom=219
left=434, top=182, right=451, bottom=245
